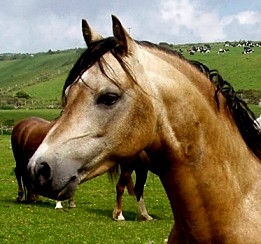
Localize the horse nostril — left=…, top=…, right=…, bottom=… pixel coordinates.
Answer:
left=37, top=162, right=52, bottom=183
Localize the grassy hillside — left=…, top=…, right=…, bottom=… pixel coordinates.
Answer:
left=0, top=49, right=83, bottom=108
left=0, top=50, right=81, bottom=88
left=182, top=44, right=261, bottom=91
left=0, top=42, right=260, bottom=110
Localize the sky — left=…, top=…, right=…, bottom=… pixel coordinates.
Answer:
left=0, top=0, right=260, bottom=53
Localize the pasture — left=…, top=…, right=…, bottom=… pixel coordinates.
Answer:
left=0, top=134, right=172, bottom=243
left=182, top=44, right=261, bottom=91
left=0, top=40, right=260, bottom=243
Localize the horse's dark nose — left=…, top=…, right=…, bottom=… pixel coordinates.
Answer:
left=35, top=161, right=52, bottom=185
left=28, top=156, right=80, bottom=200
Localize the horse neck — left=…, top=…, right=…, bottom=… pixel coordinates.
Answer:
left=154, top=122, right=261, bottom=241
left=143, top=48, right=261, bottom=241
left=144, top=47, right=218, bottom=106
left=158, top=153, right=261, bottom=241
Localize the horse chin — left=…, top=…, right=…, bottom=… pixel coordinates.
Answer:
left=56, top=176, right=78, bottom=201
left=34, top=175, right=78, bottom=201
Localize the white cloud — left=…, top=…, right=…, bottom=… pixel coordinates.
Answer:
left=159, top=0, right=227, bottom=42
left=38, top=15, right=82, bottom=46
left=235, top=11, right=261, bottom=25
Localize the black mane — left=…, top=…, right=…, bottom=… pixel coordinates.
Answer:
left=62, top=37, right=261, bottom=158
left=210, top=71, right=261, bottom=158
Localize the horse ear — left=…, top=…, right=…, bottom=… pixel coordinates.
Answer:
left=82, top=19, right=103, bottom=47
left=111, top=15, right=135, bottom=55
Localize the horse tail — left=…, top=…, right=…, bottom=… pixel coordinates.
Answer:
left=126, top=176, right=135, bottom=196
left=107, top=164, right=120, bottom=182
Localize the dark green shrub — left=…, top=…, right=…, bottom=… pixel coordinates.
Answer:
left=15, top=91, right=31, bottom=99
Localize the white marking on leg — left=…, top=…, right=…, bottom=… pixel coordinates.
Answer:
left=137, top=197, right=153, bottom=220
left=55, top=201, right=63, bottom=209
left=112, top=209, right=125, bottom=221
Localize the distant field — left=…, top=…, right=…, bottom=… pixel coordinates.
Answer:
left=0, top=44, right=260, bottom=104
left=0, top=49, right=82, bottom=107
left=0, top=42, right=260, bottom=125
left=0, top=50, right=81, bottom=89
left=182, top=44, right=261, bottom=91
left=0, top=109, right=60, bottom=124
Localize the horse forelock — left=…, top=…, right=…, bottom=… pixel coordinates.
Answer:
left=62, top=38, right=152, bottom=105
left=62, top=37, right=117, bottom=102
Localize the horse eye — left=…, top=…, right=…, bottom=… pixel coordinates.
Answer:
left=97, top=93, right=119, bottom=106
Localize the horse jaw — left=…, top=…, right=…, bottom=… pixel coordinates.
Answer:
left=78, top=160, right=116, bottom=183
left=82, top=19, right=103, bottom=46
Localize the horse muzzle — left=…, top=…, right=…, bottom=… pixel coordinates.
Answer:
left=27, top=156, right=80, bottom=200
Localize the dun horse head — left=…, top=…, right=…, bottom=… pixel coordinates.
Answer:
left=28, top=16, right=157, bottom=200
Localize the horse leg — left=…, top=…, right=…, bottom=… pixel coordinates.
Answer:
left=15, top=167, right=24, bottom=202
left=22, top=172, right=39, bottom=203
left=26, top=184, right=38, bottom=203
left=55, top=197, right=76, bottom=209
left=134, top=155, right=152, bottom=221
left=55, top=201, right=63, bottom=209
left=137, top=197, right=152, bottom=220
left=13, top=145, right=24, bottom=202
left=113, top=164, right=134, bottom=221
left=68, top=197, right=76, bottom=208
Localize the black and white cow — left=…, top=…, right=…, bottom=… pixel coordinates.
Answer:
left=242, top=46, right=254, bottom=54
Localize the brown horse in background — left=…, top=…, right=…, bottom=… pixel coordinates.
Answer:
left=11, top=117, right=75, bottom=208
left=12, top=117, right=152, bottom=220
left=27, top=16, right=261, bottom=243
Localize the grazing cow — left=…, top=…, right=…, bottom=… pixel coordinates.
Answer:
left=200, top=48, right=210, bottom=53
left=217, top=48, right=226, bottom=54
left=242, top=47, right=254, bottom=54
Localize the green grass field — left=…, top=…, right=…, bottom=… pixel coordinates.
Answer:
left=0, top=43, right=260, bottom=243
left=0, top=135, right=172, bottom=243
left=0, top=50, right=80, bottom=88
left=182, top=44, right=261, bottom=91
left=0, top=109, right=60, bottom=125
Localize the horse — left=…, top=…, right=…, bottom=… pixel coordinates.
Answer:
left=11, top=117, right=75, bottom=209
left=27, top=16, right=261, bottom=243
left=12, top=117, right=152, bottom=220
